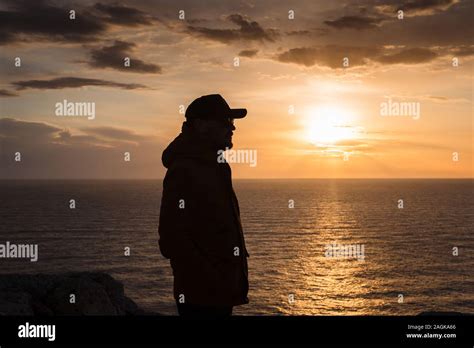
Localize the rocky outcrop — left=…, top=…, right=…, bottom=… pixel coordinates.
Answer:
left=0, top=272, right=151, bottom=315
left=418, top=311, right=472, bottom=316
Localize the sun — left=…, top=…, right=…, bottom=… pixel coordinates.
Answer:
left=303, top=105, right=357, bottom=145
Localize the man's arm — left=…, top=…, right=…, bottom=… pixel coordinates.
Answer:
left=158, top=161, right=200, bottom=260
left=159, top=160, right=235, bottom=263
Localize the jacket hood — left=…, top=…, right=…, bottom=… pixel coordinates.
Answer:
left=162, top=124, right=217, bottom=169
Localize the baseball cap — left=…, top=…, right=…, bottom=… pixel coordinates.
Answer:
left=185, top=94, right=247, bottom=120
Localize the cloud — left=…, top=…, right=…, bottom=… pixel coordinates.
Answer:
left=276, top=46, right=380, bottom=68
left=0, top=117, right=162, bottom=179
left=420, top=95, right=470, bottom=103
left=0, top=89, right=18, bottom=97
left=81, top=126, right=148, bottom=142
left=54, top=129, right=111, bottom=147
left=11, top=77, right=148, bottom=91
left=186, top=18, right=209, bottom=25
left=333, top=139, right=370, bottom=147
left=324, top=15, right=385, bottom=30
left=316, top=1, right=469, bottom=48
left=93, top=3, right=154, bottom=26
left=0, top=1, right=105, bottom=44
left=428, top=95, right=449, bottom=101
left=379, top=138, right=453, bottom=151
left=275, top=46, right=441, bottom=68
left=0, top=117, right=61, bottom=139
left=374, top=47, right=437, bottom=64
left=238, top=49, right=258, bottom=57
left=187, top=14, right=278, bottom=43
left=0, top=118, right=151, bottom=146
left=88, top=41, right=162, bottom=73
left=0, top=117, right=112, bottom=148
left=0, top=1, right=155, bottom=45
left=302, top=139, right=372, bottom=157
left=375, top=0, right=460, bottom=17
left=450, top=45, right=474, bottom=57
left=286, top=30, right=312, bottom=36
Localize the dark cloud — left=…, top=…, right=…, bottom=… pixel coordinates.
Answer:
left=276, top=46, right=441, bottom=68
left=400, top=0, right=458, bottom=11
left=0, top=1, right=155, bottom=45
left=450, top=45, right=474, bottom=57
left=88, top=41, right=162, bottom=73
left=0, top=118, right=147, bottom=146
left=93, top=3, right=154, bottom=26
left=276, top=46, right=380, bottom=68
left=187, top=14, right=278, bottom=43
left=0, top=89, right=18, bottom=97
left=186, top=18, right=209, bottom=24
left=374, top=47, right=438, bottom=64
left=286, top=30, right=312, bottom=36
left=238, top=49, right=258, bottom=57
left=81, top=126, right=148, bottom=142
left=0, top=2, right=105, bottom=44
left=12, top=77, right=148, bottom=91
left=54, top=129, right=107, bottom=146
left=376, top=0, right=460, bottom=16
left=0, top=117, right=163, bottom=179
left=314, top=1, right=469, bottom=48
left=0, top=118, right=61, bottom=139
left=276, top=47, right=317, bottom=67
left=324, top=16, right=385, bottom=30
left=187, top=26, right=237, bottom=43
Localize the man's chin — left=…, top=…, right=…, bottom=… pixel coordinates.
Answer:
left=219, top=138, right=233, bottom=149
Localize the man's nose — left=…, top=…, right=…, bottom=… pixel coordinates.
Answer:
left=230, top=123, right=236, bottom=131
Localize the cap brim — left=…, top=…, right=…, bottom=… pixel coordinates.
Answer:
left=230, top=108, right=247, bottom=118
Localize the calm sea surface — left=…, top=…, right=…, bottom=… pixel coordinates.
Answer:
left=0, top=179, right=473, bottom=315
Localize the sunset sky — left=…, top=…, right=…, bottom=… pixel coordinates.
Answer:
left=0, top=0, right=472, bottom=179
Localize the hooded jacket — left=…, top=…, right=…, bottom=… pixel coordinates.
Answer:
left=158, top=124, right=249, bottom=306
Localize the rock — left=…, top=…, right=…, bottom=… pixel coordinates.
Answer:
left=0, top=291, right=33, bottom=315
left=45, top=274, right=118, bottom=315
left=418, top=311, right=472, bottom=316
left=0, top=272, right=154, bottom=315
left=31, top=300, right=54, bottom=316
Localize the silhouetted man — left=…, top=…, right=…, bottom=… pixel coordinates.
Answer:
left=158, top=94, right=249, bottom=317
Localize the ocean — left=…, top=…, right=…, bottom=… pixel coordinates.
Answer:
left=0, top=179, right=473, bottom=315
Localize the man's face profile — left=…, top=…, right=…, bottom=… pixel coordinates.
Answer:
left=194, top=117, right=236, bottom=149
